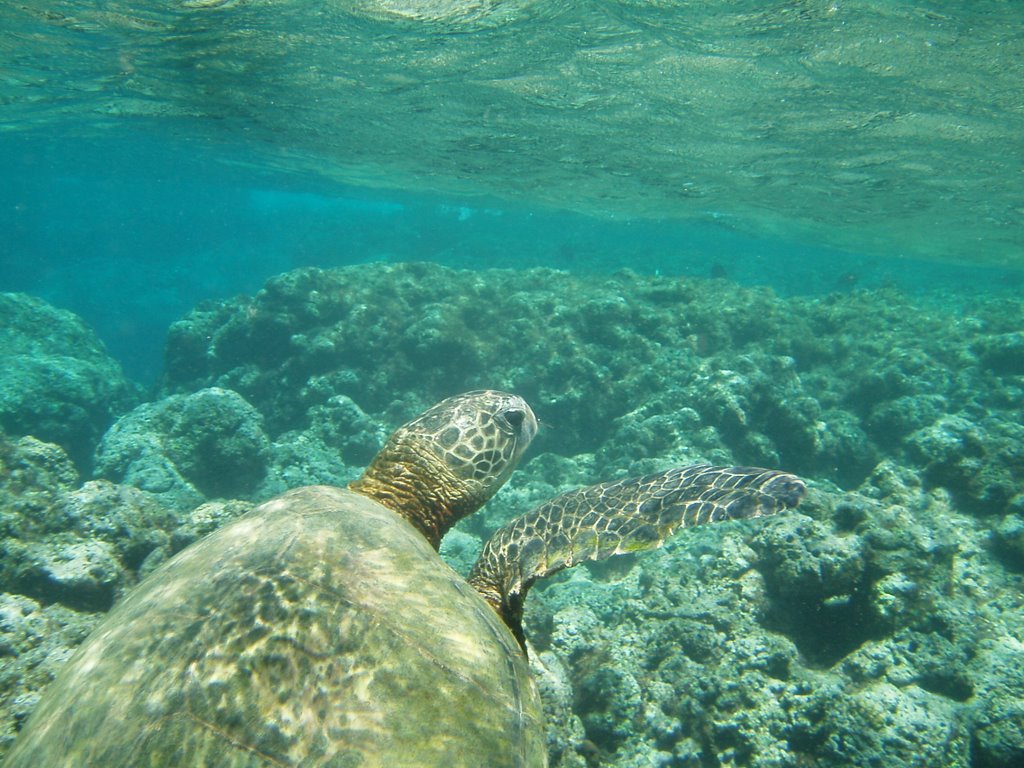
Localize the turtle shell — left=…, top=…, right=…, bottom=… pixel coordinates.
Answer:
left=4, top=486, right=546, bottom=767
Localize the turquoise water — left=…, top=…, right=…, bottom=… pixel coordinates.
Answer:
left=2, top=2, right=1024, bottom=767
left=2, top=1, right=1021, bottom=270
left=3, top=1, right=1023, bottom=379
left=3, top=130, right=1020, bottom=382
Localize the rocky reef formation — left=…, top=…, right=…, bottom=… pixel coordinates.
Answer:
left=0, top=432, right=253, bottom=753
left=518, top=467, right=1023, bottom=768
left=94, top=387, right=272, bottom=511
left=94, top=386, right=384, bottom=509
left=0, top=293, right=141, bottom=471
left=1, top=264, right=1022, bottom=767
left=162, top=263, right=1022, bottom=508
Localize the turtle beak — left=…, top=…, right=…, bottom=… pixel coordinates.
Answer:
left=522, top=412, right=539, bottom=447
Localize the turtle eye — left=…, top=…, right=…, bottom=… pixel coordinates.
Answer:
left=503, top=409, right=525, bottom=431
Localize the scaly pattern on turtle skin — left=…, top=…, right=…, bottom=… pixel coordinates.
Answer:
left=468, top=464, right=806, bottom=648
left=351, top=390, right=538, bottom=548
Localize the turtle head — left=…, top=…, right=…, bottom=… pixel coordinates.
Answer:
left=350, top=390, right=538, bottom=549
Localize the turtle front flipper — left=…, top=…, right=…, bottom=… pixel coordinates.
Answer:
left=467, top=464, right=806, bottom=650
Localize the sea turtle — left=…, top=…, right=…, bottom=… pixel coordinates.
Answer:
left=3, top=390, right=804, bottom=767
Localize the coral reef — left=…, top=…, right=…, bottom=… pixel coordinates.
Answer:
left=160, top=264, right=1023, bottom=507
left=0, top=435, right=179, bottom=608
left=0, top=293, right=141, bottom=470
left=95, top=385, right=383, bottom=509
left=2, top=264, right=1023, bottom=767
left=520, top=468, right=1022, bottom=767
left=0, top=594, right=101, bottom=754
left=95, top=388, right=272, bottom=510
left=0, top=433, right=174, bottom=752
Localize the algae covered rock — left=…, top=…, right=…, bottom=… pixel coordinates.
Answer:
left=750, top=512, right=868, bottom=666
left=529, top=513, right=801, bottom=767
left=0, top=436, right=80, bottom=540
left=0, top=594, right=101, bottom=756
left=0, top=294, right=140, bottom=470
left=512, top=449, right=1016, bottom=768
left=251, top=393, right=386, bottom=500
left=165, top=265, right=874, bottom=469
left=1, top=537, right=123, bottom=612
left=970, top=637, right=1024, bottom=768
left=974, top=330, right=1024, bottom=375
left=795, top=680, right=967, bottom=767
left=161, top=263, right=659, bottom=455
left=531, top=650, right=588, bottom=768
left=973, top=699, right=1024, bottom=768
left=907, top=415, right=1024, bottom=513
left=4, top=264, right=1024, bottom=767
left=155, top=266, right=738, bottom=476
left=95, top=387, right=271, bottom=510
left=57, top=481, right=176, bottom=571
left=163, top=499, right=255, bottom=568
left=993, top=503, right=1024, bottom=567
left=158, top=264, right=1024, bottom=503
left=0, top=434, right=178, bottom=611
left=94, top=388, right=376, bottom=508
left=0, top=433, right=183, bottom=756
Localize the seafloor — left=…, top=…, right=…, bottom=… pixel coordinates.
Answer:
left=1, top=262, right=1022, bottom=767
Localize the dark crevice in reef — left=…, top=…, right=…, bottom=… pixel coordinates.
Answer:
left=761, top=581, right=883, bottom=669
